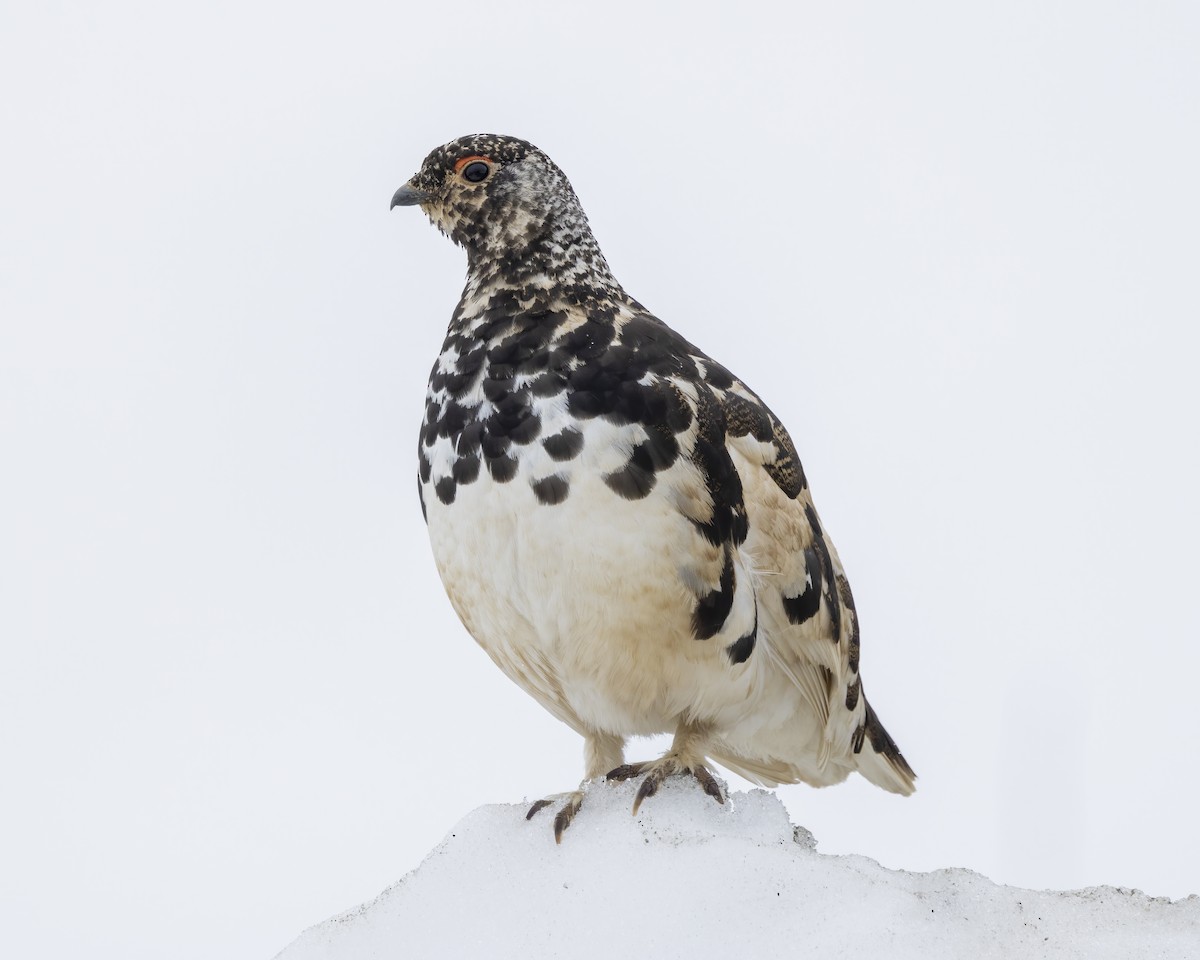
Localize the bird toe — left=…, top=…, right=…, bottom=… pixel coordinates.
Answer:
left=525, top=790, right=586, bottom=843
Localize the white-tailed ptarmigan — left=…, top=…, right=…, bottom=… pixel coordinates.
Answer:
left=391, top=134, right=915, bottom=841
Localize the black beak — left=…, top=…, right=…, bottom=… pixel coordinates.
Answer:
left=390, top=183, right=433, bottom=209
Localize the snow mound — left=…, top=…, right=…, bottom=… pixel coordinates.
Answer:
left=275, top=781, right=1199, bottom=960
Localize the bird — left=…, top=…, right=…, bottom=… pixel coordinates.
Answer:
left=391, top=134, right=915, bottom=841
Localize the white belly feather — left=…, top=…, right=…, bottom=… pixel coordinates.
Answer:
left=423, top=456, right=763, bottom=739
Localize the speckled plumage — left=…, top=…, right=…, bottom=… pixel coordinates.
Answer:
left=392, top=134, right=915, bottom=837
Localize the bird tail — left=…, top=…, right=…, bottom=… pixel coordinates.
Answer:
left=852, top=697, right=916, bottom=796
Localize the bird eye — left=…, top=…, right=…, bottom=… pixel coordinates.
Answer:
left=462, top=161, right=490, bottom=183
left=454, top=155, right=493, bottom=183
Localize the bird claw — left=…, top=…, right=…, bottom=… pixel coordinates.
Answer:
left=691, top=764, right=726, bottom=804
left=604, top=762, right=651, bottom=783
left=632, top=769, right=663, bottom=815
left=525, top=790, right=585, bottom=844
left=606, top=758, right=726, bottom=815
left=552, top=794, right=583, bottom=843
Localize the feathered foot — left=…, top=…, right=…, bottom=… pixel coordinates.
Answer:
left=606, top=756, right=726, bottom=815
left=525, top=732, right=626, bottom=843
left=525, top=790, right=585, bottom=844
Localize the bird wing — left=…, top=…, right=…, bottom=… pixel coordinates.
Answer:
left=601, top=311, right=856, bottom=710
left=718, top=380, right=860, bottom=742
left=716, top=376, right=915, bottom=792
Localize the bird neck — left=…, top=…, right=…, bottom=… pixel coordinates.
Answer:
left=455, top=225, right=627, bottom=335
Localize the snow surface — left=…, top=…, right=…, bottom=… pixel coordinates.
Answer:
left=275, top=781, right=1199, bottom=959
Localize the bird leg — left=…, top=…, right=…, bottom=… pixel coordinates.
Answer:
left=525, top=731, right=625, bottom=843
left=605, top=722, right=725, bottom=814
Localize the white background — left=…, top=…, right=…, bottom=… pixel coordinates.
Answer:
left=2, top=2, right=1198, bottom=958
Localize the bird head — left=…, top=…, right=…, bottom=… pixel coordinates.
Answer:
left=391, top=133, right=598, bottom=273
